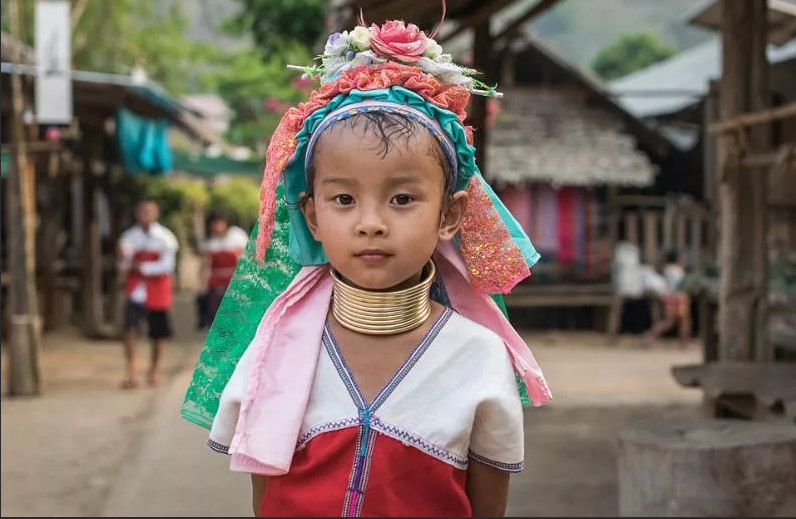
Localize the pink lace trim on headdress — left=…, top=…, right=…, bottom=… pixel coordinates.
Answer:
left=461, top=181, right=530, bottom=294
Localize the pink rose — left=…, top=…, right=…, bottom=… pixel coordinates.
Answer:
left=369, top=21, right=427, bottom=63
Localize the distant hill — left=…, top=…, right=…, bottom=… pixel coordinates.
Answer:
left=177, top=0, right=714, bottom=68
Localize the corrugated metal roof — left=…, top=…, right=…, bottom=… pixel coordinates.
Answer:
left=609, top=37, right=796, bottom=119
left=683, top=0, right=796, bottom=46
left=1, top=62, right=220, bottom=146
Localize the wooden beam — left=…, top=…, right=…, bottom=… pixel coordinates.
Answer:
left=708, top=101, right=796, bottom=134
left=1, top=141, right=62, bottom=154
left=493, top=0, right=562, bottom=42
left=740, top=144, right=795, bottom=169
left=438, top=0, right=517, bottom=44
left=613, top=194, right=667, bottom=208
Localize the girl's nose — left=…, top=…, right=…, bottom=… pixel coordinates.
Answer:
left=355, top=210, right=388, bottom=237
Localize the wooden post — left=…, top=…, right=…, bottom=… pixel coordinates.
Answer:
left=624, top=212, right=639, bottom=246
left=6, top=0, right=42, bottom=397
left=676, top=212, right=687, bottom=260
left=471, top=21, right=492, bottom=178
left=748, top=1, right=770, bottom=363
left=643, top=211, right=658, bottom=265
left=691, top=210, right=704, bottom=269
left=705, top=80, right=720, bottom=264
left=662, top=204, right=674, bottom=252
left=79, top=135, right=105, bottom=337
left=500, top=49, right=515, bottom=88
left=717, top=0, right=769, bottom=362
left=608, top=186, right=620, bottom=253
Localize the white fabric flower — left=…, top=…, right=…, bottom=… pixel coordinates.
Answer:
left=423, top=37, right=443, bottom=59
left=324, top=30, right=350, bottom=58
left=349, top=26, right=371, bottom=51
left=322, top=55, right=349, bottom=78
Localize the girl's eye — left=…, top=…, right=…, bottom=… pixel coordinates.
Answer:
left=391, top=194, right=414, bottom=206
left=333, top=194, right=355, bottom=206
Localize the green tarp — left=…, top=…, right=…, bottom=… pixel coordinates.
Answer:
left=1, top=149, right=9, bottom=178
left=171, top=150, right=262, bottom=178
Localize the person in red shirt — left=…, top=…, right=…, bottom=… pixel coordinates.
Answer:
left=197, top=214, right=248, bottom=329
left=118, top=200, right=179, bottom=389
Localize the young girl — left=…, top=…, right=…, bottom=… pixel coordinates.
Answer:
left=182, top=13, right=550, bottom=517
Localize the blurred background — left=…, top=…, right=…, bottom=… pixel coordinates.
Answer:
left=1, top=0, right=794, bottom=516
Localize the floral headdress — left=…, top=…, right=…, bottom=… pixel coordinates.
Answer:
left=288, top=11, right=502, bottom=98
left=182, top=7, right=548, bottom=436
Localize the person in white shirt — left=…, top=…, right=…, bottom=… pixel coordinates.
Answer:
left=118, top=200, right=179, bottom=389
left=641, top=250, right=691, bottom=349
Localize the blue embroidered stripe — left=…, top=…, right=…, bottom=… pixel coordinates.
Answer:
left=371, top=417, right=468, bottom=470
left=369, top=307, right=453, bottom=411
left=296, top=417, right=361, bottom=450
left=324, top=306, right=453, bottom=413
left=341, top=429, right=364, bottom=516
left=322, top=330, right=368, bottom=409
left=207, top=439, right=230, bottom=455
left=354, top=434, right=378, bottom=517
left=468, top=451, right=524, bottom=473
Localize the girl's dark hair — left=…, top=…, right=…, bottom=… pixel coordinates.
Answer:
left=301, top=111, right=455, bottom=205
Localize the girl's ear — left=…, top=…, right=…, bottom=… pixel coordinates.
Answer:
left=300, top=192, right=321, bottom=240
left=438, top=190, right=469, bottom=242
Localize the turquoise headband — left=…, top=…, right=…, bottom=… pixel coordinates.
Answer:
left=304, top=100, right=460, bottom=180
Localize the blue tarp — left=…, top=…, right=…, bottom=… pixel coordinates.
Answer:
left=114, top=108, right=173, bottom=174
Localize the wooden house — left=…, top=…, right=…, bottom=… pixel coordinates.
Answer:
left=1, top=31, right=218, bottom=338
left=485, top=34, right=689, bottom=333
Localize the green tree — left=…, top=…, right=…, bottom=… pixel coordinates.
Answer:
left=591, top=32, right=676, bottom=81
left=200, top=43, right=314, bottom=149
left=2, top=0, right=213, bottom=94
left=201, top=0, right=327, bottom=149
left=208, top=178, right=261, bottom=230
left=222, top=0, right=327, bottom=59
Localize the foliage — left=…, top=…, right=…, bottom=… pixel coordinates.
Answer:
left=136, top=176, right=209, bottom=236
left=202, top=0, right=327, bottom=149
left=208, top=178, right=261, bottom=230
left=121, top=174, right=259, bottom=241
left=221, top=0, right=327, bottom=59
left=200, top=43, right=314, bottom=150
left=3, top=0, right=214, bottom=94
left=591, top=32, right=677, bottom=81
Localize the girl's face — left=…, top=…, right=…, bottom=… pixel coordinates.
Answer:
left=302, top=124, right=468, bottom=291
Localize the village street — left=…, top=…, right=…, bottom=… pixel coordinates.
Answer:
left=1, top=295, right=700, bottom=517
